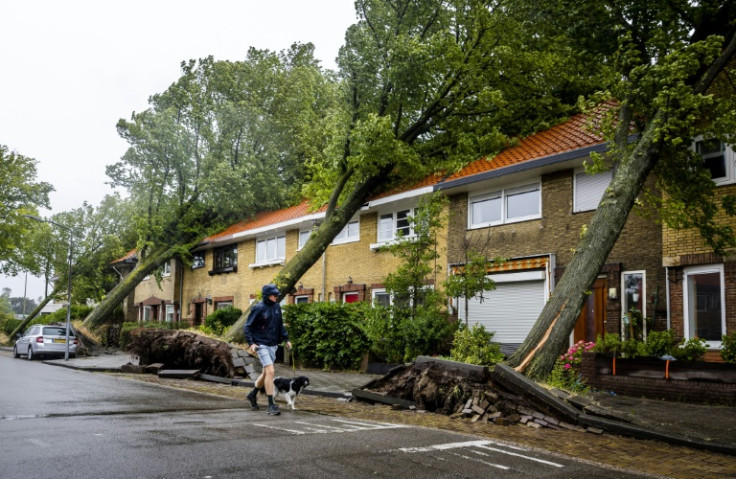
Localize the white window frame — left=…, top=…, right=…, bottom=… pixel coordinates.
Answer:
left=374, top=208, right=417, bottom=248
left=573, top=167, right=613, bottom=212
left=294, top=295, right=309, bottom=304
left=343, top=292, right=360, bottom=303
left=371, top=288, right=392, bottom=308
left=251, top=234, right=286, bottom=268
left=215, top=301, right=233, bottom=310
left=683, top=264, right=726, bottom=348
left=468, top=181, right=541, bottom=229
left=298, top=230, right=311, bottom=250
left=143, top=305, right=153, bottom=321
left=162, top=261, right=171, bottom=277
left=693, top=138, right=735, bottom=186
left=332, top=220, right=360, bottom=245
left=165, top=304, right=175, bottom=322
left=621, top=270, right=647, bottom=339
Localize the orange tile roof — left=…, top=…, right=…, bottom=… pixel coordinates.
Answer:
left=442, top=104, right=611, bottom=183
left=110, top=249, right=137, bottom=265
left=197, top=103, right=616, bottom=246
left=205, top=200, right=325, bottom=243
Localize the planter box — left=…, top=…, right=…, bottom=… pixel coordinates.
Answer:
left=593, top=355, right=736, bottom=382
left=581, top=352, right=736, bottom=405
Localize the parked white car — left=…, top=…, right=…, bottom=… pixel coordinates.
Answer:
left=13, top=324, right=78, bottom=360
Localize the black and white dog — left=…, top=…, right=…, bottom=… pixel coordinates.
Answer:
left=272, top=376, right=310, bottom=410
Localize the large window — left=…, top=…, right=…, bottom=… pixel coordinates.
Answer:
left=695, top=139, right=734, bottom=185
left=378, top=208, right=415, bottom=242
left=469, top=182, right=541, bottom=229
left=332, top=220, right=360, bottom=244
left=212, top=244, right=238, bottom=273
left=255, top=235, right=286, bottom=265
left=621, top=271, right=646, bottom=339
left=372, top=288, right=392, bottom=308
left=684, top=264, right=725, bottom=346
left=191, top=252, right=205, bottom=269
left=574, top=168, right=613, bottom=212
left=298, top=230, right=311, bottom=250
left=165, top=304, right=175, bottom=322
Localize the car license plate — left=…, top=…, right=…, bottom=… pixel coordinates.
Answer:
left=53, top=338, right=66, bottom=343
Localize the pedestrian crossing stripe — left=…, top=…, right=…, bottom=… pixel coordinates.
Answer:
left=396, top=439, right=564, bottom=468
left=252, top=418, right=407, bottom=435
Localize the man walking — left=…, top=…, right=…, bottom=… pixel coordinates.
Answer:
left=244, top=284, right=291, bottom=416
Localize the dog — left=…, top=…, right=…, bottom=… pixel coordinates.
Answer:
left=272, top=376, right=310, bottom=410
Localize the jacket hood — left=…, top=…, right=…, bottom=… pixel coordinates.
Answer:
left=262, top=284, right=280, bottom=298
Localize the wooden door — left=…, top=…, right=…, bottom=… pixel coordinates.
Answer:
left=574, top=278, right=606, bottom=343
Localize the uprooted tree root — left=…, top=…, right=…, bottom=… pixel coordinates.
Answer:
left=125, top=328, right=235, bottom=377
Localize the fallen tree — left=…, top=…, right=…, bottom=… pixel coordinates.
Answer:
left=125, top=329, right=234, bottom=378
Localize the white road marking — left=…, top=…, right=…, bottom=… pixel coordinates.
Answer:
left=252, top=418, right=408, bottom=435
left=396, top=439, right=565, bottom=468
left=447, top=451, right=510, bottom=471
left=28, top=438, right=50, bottom=448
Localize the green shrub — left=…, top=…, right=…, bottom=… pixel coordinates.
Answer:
left=283, top=302, right=371, bottom=370
left=722, top=332, right=736, bottom=363
left=673, top=337, right=707, bottom=361
left=593, top=334, right=622, bottom=356
left=203, top=307, right=242, bottom=336
left=45, top=305, right=94, bottom=323
left=1, top=316, right=22, bottom=336
left=362, top=305, right=457, bottom=363
left=450, top=323, right=504, bottom=366
left=644, top=330, right=679, bottom=358
left=547, top=340, right=596, bottom=393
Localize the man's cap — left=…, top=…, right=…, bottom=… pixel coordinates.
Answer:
left=262, top=284, right=280, bottom=297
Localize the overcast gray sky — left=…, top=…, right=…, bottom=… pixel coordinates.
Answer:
left=1, top=0, right=357, bottom=300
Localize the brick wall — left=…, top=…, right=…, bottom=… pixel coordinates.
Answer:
left=447, top=168, right=666, bottom=335
left=581, top=352, right=736, bottom=405
left=178, top=205, right=449, bottom=322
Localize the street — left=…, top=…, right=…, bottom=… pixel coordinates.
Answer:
left=0, top=352, right=650, bottom=478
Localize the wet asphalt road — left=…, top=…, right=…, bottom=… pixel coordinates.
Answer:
left=0, top=352, right=652, bottom=478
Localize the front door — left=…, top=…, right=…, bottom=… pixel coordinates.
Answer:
left=194, top=302, right=204, bottom=326
left=574, top=278, right=606, bottom=343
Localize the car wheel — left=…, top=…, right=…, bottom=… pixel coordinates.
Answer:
left=12, top=345, right=20, bottom=358
left=27, top=347, right=34, bottom=360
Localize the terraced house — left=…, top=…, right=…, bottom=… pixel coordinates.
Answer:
left=116, top=106, right=735, bottom=359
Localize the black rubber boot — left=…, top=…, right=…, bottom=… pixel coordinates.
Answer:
left=246, top=388, right=260, bottom=411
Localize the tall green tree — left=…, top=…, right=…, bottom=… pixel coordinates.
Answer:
left=508, top=0, right=736, bottom=378
left=227, top=0, right=606, bottom=338
left=0, top=145, right=54, bottom=275
left=83, top=45, right=335, bottom=329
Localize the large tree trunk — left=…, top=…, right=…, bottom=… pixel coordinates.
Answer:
left=9, top=282, right=66, bottom=339
left=223, top=165, right=394, bottom=341
left=507, top=28, right=736, bottom=379
left=82, top=246, right=177, bottom=330
left=506, top=113, right=662, bottom=379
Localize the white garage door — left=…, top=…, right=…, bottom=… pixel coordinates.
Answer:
left=458, top=271, right=547, bottom=353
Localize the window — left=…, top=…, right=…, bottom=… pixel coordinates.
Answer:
left=165, top=304, right=175, bottom=322
left=212, top=244, right=238, bottom=273
left=621, top=271, right=646, bottom=339
left=143, top=306, right=153, bottom=321
left=343, top=292, right=360, bottom=303
left=254, top=235, right=285, bottom=265
left=298, top=230, right=311, bottom=250
left=684, top=264, right=725, bottom=346
left=191, top=252, right=205, bottom=269
left=469, top=182, right=541, bottom=228
left=332, top=220, right=359, bottom=244
left=372, top=288, right=391, bottom=308
left=162, top=261, right=171, bottom=277
left=215, top=301, right=233, bottom=310
left=294, top=295, right=309, bottom=304
left=574, top=168, right=613, bottom=212
left=695, top=139, right=734, bottom=185
left=377, top=209, right=416, bottom=243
